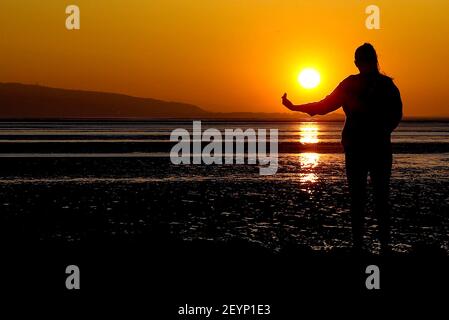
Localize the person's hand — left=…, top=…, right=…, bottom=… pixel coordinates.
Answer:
left=282, top=93, right=294, bottom=110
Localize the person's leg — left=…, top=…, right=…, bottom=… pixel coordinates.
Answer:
left=345, top=150, right=368, bottom=252
left=370, top=146, right=393, bottom=254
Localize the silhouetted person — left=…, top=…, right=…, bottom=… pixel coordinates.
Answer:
left=282, top=43, right=402, bottom=254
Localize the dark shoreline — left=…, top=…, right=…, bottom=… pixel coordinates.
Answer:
left=2, top=236, right=448, bottom=299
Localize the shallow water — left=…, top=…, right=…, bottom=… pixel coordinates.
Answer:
left=0, top=121, right=448, bottom=254
left=1, top=120, right=449, bottom=144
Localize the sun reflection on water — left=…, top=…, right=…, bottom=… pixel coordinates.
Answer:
left=300, top=152, right=320, bottom=168
left=299, top=124, right=319, bottom=144
left=299, top=173, right=318, bottom=184
left=298, top=152, right=320, bottom=183
left=298, top=123, right=320, bottom=183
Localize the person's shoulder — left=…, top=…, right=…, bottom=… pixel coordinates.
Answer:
left=342, top=74, right=359, bottom=82
left=378, top=74, right=399, bottom=89
left=335, top=74, right=355, bottom=86
left=379, top=74, right=394, bottom=82
left=337, top=74, right=358, bottom=89
left=344, top=73, right=393, bottom=82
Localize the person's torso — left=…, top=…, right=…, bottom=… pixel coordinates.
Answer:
left=340, top=73, right=395, bottom=149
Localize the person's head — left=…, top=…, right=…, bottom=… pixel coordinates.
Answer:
left=355, top=43, right=379, bottom=74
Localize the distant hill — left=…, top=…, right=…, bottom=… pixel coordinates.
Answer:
left=0, top=83, right=345, bottom=120
left=0, top=83, right=207, bottom=119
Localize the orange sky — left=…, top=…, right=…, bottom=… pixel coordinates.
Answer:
left=1, top=0, right=449, bottom=117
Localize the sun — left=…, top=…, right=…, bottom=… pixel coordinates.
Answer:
left=298, top=68, right=321, bottom=89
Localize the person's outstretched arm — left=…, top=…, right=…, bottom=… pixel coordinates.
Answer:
left=282, top=82, right=344, bottom=116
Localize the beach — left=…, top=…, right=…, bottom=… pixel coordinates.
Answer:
left=0, top=120, right=448, bottom=255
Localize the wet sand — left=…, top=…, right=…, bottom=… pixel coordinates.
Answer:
left=0, top=155, right=447, bottom=255
left=1, top=140, right=449, bottom=154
